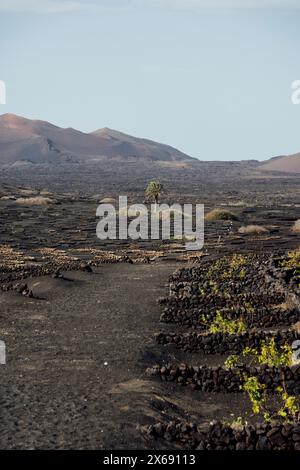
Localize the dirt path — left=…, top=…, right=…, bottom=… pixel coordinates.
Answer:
left=0, top=261, right=251, bottom=449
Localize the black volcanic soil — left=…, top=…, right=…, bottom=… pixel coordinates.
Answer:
left=0, top=168, right=299, bottom=449
left=0, top=262, right=251, bottom=449
left=0, top=171, right=300, bottom=255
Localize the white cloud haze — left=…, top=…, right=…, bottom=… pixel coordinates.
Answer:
left=0, top=0, right=98, bottom=13
left=150, top=0, right=300, bottom=7
left=0, top=0, right=300, bottom=13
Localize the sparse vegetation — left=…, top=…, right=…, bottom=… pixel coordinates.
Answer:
left=292, top=220, right=300, bottom=233
left=243, top=301, right=255, bottom=314
left=222, top=416, right=245, bottom=429
left=99, top=197, right=117, bottom=204
left=15, top=196, right=53, bottom=205
left=280, top=248, right=300, bottom=269
left=225, top=340, right=298, bottom=424
left=2, top=168, right=300, bottom=448
left=276, top=387, right=299, bottom=421
left=170, top=234, right=196, bottom=242
left=224, top=354, right=240, bottom=369
left=205, top=208, right=238, bottom=221
left=242, top=376, right=267, bottom=416
left=203, top=310, right=246, bottom=334
left=145, top=181, right=163, bottom=210
left=241, top=376, right=299, bottom=423
left=226, top=338, right=293, bottom=369
left=238, top=225, right=268, bottom=234
left=243, top=338, right=293, bottom=368
left=221, top=254, right=248, bottom=279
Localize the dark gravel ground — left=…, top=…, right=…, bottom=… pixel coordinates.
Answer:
left=0, top=263, right=172, bottom=449
left=0, top=174, right=299, bottom=450
left=0, top=262, right=251, bottom=449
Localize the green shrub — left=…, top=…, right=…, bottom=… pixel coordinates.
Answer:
left=226, top=339, right=298, bottom=423
left=204, top=311, right=246, bottom=335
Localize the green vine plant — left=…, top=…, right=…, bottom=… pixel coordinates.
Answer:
left=242, top=376, right=267, bottom=416
left=199, top=280, right=219, bottom=295
left=241, top=377, right=299, bottom=424
left=224, top=354, right=240, bottom=369
left=206, top=258, right=225, bottom=280
left=204, top=254, right=248, bottom=283
left=209, top=280, right=219, bottom=294
left=243, top=301, right=255, bottom=315
left=225, top=338, right=293, bottom=369
left=224, top=339, right=299, bottom=424
left=279, top=248, right=300, bottom=288
left=221, top=254, right=248, bottom=280
left=276, top=386, right=299, bottom=421
left=202, top=310, right=246, bottom=335
left=280, top=248, right=300, bottom=270
left=243, top=338, right=293, bottom=368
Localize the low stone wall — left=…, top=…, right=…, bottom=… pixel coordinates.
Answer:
left=160, top=304, right=299, bottom=329
left=159, top=285, right=285, bottom=311
left=141, top=420, right=300, bottom=450
left=155, top=330, right=299, bottom=355
left=0, top=255, right=150, bottom=292
left=159, top=254, right=300, bottom=329
left=269, top=258, right=300, bottom=294
left=146, top=363, right=300, bottom=395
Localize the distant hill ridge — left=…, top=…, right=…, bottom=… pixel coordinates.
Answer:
left=0, top=113, right=194, bottom=165
left=259, top=153, right=300, bottom=174
left=1, top=113, right=300, bottom=174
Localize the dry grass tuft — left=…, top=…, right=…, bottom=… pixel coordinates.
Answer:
left=39, top=191, right=53, bottom=197
left=15, top=196, right=53, bottom=205
left=99, top=197, right=117, bottom=204
left=205, top=208, right=238, bottom=221
left=238, top=225, right=268, bottom=234
left=292, top=220, right=300, bottom=233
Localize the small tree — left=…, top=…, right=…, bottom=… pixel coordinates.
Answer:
left=145, top=181, right=163, bottom=212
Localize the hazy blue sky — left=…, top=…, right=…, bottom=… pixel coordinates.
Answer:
left=1, top=0, right=300, bottom=160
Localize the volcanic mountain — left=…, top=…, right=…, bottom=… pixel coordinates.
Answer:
left=259, top=152, right=300, bottom=174
left=0, top=113, right=194, bottom=165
